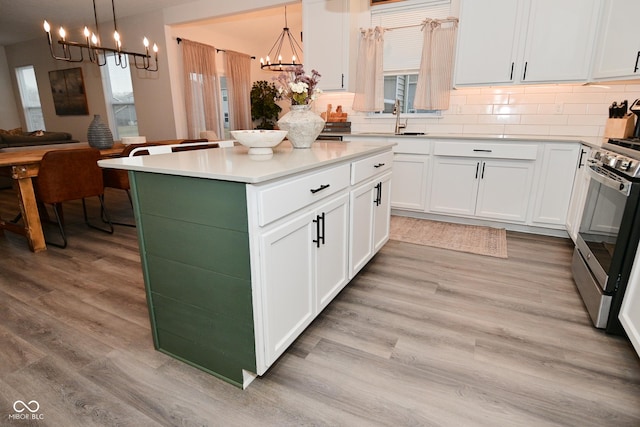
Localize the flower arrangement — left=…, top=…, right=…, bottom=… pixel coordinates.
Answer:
left=274, top=67, right=322, bottom=105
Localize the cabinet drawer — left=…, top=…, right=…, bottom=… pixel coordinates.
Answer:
left=257, top=163, right=350, bottom=226
left=351, top=151, right=394, bottom=185
left=434, top=141, right=538, bottom=160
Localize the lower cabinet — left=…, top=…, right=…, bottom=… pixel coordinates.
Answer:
left=259, top=193, right=350, bottom=366
left=350, top=172, right=392, bottom=278
left=429, top=156, right=534, bottom=222
left=391, top=154, right=429, bottom=211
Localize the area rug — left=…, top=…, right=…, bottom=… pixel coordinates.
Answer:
left=389, top=216, right=508, bottom=259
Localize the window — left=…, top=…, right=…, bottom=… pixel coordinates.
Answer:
left=103, top=56, right=138, bottom=139
left=15, top=66, right=45, bottom=131
left=371, top=0, right=450, bottom=115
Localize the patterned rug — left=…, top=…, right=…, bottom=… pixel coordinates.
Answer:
left=389, top=216, right=508, bottom=259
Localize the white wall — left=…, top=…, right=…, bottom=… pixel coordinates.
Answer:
left=0, top=46, right=23, bottom=130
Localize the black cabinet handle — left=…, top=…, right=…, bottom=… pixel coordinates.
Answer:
left=341, top=73, right=345, bottom=88
left=481, top=162, right=486, bottom=179
left=509, top=62, right=514, bottom=80
left=475, top=162, right=480, bottom=179
left=473, top=149, right=492, bottom=153
left=578, top=149, right=586, bottom=168
left=312, top=215, right=321, bottom=248
left=374, top=163, right=386, bottom=168
left=310, top=184, right=330, bottom=194
left=523, top=62, right=528, bottom=80
left=373, top=182, right=382, bottom=206
left=635, top=52, right=640, bottom=73
left=320, top=212, right=325, bottom=245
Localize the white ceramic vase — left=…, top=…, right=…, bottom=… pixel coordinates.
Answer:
left=277, top=104, right=325, bottom=149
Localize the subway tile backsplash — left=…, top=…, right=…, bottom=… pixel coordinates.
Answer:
left=314, top=83, right=640, bottom=138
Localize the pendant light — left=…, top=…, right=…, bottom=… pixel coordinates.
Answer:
left=260, top=6, right=303, bottom=71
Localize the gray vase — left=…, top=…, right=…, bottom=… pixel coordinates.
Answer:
left=87, top=114, right=114, bottom=149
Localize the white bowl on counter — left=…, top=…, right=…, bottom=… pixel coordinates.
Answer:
left=231, top=130, right=287, bottom=155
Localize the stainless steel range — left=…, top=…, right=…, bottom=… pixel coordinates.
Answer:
left=572, top=137, right=640, bottom=334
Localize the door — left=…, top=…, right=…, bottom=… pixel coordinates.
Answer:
left=349, top=180, right=376, bottom=277
left=476, top=159, right=534, bottom=222
left=429, top=157, right=479, bottom=216
left=315, top=194, right=350, bottom=312
left=391, top=154, right=428, bottom=211
left=260, top=212, right=315, bottom=365
left=620, top=247, right=640, bottom=357
left=521, top=0, right=600, bottom=82
left=592, top=0, right=640, bottom=80
left=373, top=173, right=392, bottom=252
left=455, top=0, right=524, bottom=85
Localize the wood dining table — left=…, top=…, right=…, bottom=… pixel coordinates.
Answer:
left=0, top=143, right=127, bottom=252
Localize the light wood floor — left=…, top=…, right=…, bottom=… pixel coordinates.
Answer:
left=0, top=187, right=639, bottom=426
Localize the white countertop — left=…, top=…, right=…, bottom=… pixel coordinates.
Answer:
left=346, top=132, right=604, bottom=148
left=98, top=141, right=395, bottom=184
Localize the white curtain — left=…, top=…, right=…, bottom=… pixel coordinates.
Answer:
left=414, top=18, right=459, bottom=111
left=181, top=39, right=223, bottom=139
left=352, top=27, right=385, bottom=112
left=225, top=50, right=253, bottom=130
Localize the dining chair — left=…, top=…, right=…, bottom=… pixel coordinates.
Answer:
left=102, top=142, right=164, bottom=226
left=35, top=147, right=114, bottom=248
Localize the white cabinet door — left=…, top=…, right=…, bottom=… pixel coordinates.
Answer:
left=349, top=172, right=392, bottom=278
left=532, top=143, right=580, bottom=226
left=620, top=247, right=640, bottom=358
left=391, top=154, right=429, bottom=211
left=566, top=146, right=590, bottom=241
left=592, top=0, right=640, bottom=80
left=315, top=194, right=350, bottom=312
left=373, top=172, right=392, bottom=252
left=303, top=0, right=348, bottom=91
left=429, top=157, right=479, bottom=216
left=349, top=179, right=375, bottom=278
left=455, top=0, right=599, bottom=86
left=521, top=0, right=600, bottom=83
left=260, top=212, right=315, bottom=366
left=455, top=0, right=524, bottom=85
left=476, top=159, right=534, bottom=222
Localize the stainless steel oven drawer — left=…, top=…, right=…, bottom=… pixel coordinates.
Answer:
left=571, top=247, right=612, bottom=328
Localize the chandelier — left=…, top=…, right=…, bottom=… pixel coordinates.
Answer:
left=43, top=0, right=158, bottom=72
left=260, top=6, right=303, bottom=71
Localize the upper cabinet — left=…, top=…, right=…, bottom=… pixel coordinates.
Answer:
left=302, top=0, right=367, bottom=91
left=592, top=0, right=640, bottom=81
left=455, top=0, right=601, bottom=86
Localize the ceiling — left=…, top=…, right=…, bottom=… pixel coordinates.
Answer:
left=0, top=0, right=199, bottom=47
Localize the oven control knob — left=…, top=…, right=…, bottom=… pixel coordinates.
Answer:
left=620, top=160, right=632, bottom=171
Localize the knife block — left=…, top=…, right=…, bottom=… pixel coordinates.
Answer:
left=604, top=115, right=635, bottom=138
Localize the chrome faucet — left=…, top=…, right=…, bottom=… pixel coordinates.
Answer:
left=393, top=99, right=407, bottom=134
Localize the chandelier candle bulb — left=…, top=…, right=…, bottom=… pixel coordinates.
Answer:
left=59, top=27, right=66, bottom=40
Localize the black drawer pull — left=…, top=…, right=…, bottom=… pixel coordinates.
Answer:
left=310, top=184, right=330, bottom=194
left=473, top=149, right=492, bottom=152
left=635, top=51, right=640, bottom=73
left=374, top=163, right=386, bottom=168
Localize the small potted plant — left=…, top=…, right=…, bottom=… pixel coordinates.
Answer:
left=250, top=81, right=282, bottom=130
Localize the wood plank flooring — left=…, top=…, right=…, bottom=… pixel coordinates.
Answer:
left=0, top=187, right=639, bottom=426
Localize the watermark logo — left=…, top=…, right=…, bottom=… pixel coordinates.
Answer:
left=8, top=400, right=43, bottom=420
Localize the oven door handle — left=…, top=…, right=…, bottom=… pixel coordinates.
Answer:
left=587, top=165, right=632, bottom=196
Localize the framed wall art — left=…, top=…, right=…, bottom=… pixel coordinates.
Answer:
left=48, top=67, right=89, bottom=116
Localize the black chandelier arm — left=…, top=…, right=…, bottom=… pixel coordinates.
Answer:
left=46, top=37, right=84, bottom=62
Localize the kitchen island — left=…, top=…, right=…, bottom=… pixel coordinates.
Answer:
left=98, top=141, right=394, bottom=388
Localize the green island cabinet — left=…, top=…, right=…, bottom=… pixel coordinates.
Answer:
left=99, top=141, right=394, bottom=388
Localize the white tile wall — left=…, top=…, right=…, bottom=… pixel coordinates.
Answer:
left=312, top=83, right=640, bottom=138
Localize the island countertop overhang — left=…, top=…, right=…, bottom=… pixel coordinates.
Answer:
left=98, top=141, right=396, bottom=184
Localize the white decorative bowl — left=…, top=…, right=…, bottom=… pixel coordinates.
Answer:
left=231, top=130, right=288, bottom=155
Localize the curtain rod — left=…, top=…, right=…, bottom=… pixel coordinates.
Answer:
left=367, top=17, right=459, bottom=32
left=176, top=37, right=256, bottom=59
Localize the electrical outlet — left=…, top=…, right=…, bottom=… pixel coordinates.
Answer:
left=555, top=104, right=563, bottom=114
